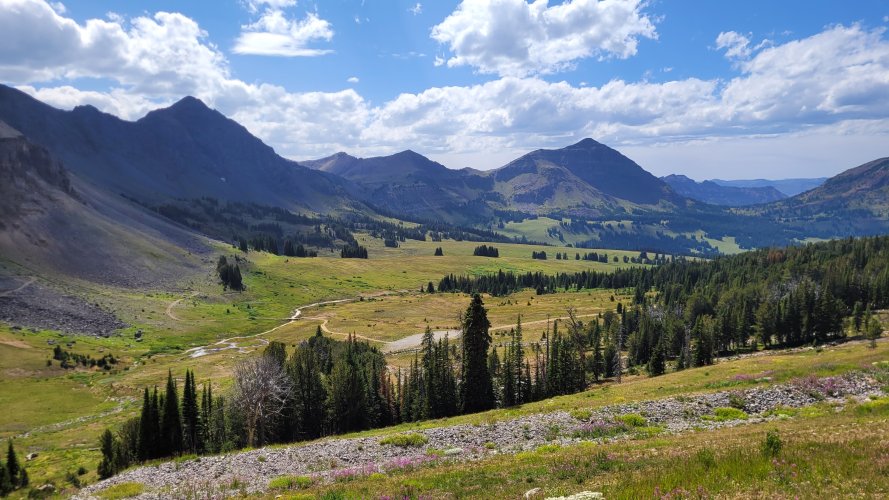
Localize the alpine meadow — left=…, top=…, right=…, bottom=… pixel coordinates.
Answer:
left=1, top=1, right=888, bottom=499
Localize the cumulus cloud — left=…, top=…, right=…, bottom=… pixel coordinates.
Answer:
left=234, top=10, right=334, bottom=57
left=430, top=0, right=657, bottom=77
left=715, top=31, right=751, bottom=60
left=1, top=1, right=888, bottom=171
left=347, top=76, right=359, bottom=84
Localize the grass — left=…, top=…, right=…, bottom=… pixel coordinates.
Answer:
left=97, top=482, right=145, bottom=499
left=379, top=433, right=429, bottom=447
left=269, top=475, right=315, bottom=491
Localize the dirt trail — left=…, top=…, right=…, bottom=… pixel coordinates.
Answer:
left=184, top=298, right=359, bottom=358
left=0, top=276, right=36, bottom=298
left=165, top=291, right=200, bottom=321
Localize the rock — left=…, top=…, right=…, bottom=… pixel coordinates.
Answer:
left=525, top=487, right=542, bottom=498
left=36, top=484, right=55, bottom=493
left=546, top=492, right=603, bottom=500
left=26, top=452, right=38, bottom=460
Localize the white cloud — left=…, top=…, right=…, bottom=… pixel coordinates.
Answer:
left=244, top=0, right=296, bottom=15
left=347, top=76, right=359, bottom=84
left=409, top=3, right=422, bottom=15
left=715, top=31, right=751, bottom=60
left=2, top=2, right=888, bottom=174
left=430, top=0, right=656, bottom=77
left=234, top=10, right=334, bottom=57
left=49, top=1, right=63, bottom=13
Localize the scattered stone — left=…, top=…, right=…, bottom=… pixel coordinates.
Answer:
left=76, top=372, right=884, bottom=500
left=546, top=492, right=603, bottom=500
left=26, top=452, right=38, bottom=460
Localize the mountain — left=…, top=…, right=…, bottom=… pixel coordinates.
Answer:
left=303, top=150, right=495, bottom=223
left=0, top=85, right=360, bottom=213
left=662, top=174, right=787, bottom=206
left=746, top=158, right=889, bottom=238
left=711, top=177, right=827, bottom=197
left=0, top=121, right=205, bottom=287
left=492, top=139, right=680, bottom=205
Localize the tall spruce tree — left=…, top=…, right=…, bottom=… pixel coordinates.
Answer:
left=460, top=294, right=495, bottom=413
left=182, top=370, right=201, bottom=454
left=160, top=371, right=183, bottom=456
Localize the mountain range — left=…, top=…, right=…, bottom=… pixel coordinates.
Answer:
left=661, top=175, right=789, bottom=206
left=1, top=83, right=887, bottom=281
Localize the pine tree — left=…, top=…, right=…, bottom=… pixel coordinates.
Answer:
left=460, top=294, right=495, bottom=413
left=5, top=440, right=19, bottom=488
left=160, top=371, right=183, bottom=456
left=97, top=429, right=117, bottom=479
left=138, top=388, right=153, bottom=461
left=181, top=370, right=201, bottom=454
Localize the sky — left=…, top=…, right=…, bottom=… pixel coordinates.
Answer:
left=0, top=0, right=888, bottom=180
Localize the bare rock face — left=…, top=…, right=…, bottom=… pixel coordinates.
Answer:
left=0, top=121, right=75, bottom=225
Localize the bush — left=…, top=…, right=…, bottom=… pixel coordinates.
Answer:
left=728, top=392, right=747, bottom=410
left=761, top=429, right=783, bottom=457
left=268, top=475, right=314, bottom=490
left=702, top=407, right=749, bottom=422
left=616, top=413, right=647, bottom=427
left=569, top=408, right=593, bottom=421
left=379, top=433, right=428, bottom=447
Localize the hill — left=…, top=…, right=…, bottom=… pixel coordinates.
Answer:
left=662, top=174, right=787, bottom=206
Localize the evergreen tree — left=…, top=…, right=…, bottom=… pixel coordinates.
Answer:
left=138, top=388, right=153, bottom=460
left=4, top=440, right=19, bottom=488
left=97, top=429, right=117, bottom=479
left=181, top=370, right=201, bottom=454
left=647, top=338, right=666, bottom=376
left=160, top=371, right=183, bottom=456
left=460, top=294, right=495, bottom=413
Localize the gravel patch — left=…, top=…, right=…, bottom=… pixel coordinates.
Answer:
left=76, top=371, right=884, bottom=499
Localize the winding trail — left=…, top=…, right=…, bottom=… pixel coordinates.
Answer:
left=0, top=276, right=36, bottom=298
left=165, top=291, right=200, bottom=321
left=184, top=298, right=358, bottom=358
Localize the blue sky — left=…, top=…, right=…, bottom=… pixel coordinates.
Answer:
left=1, top=0, right=888, bottom=179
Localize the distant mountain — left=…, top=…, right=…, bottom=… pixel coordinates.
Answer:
left=0, top=85, right=360, bottom=213
left=303, top=150, right=495, bottom=223
left=487, top=138, right=683, bottom=217
left=747, top=158, right=889, bottom=237
left=662, top=174, right=786, bottom=206
left=711, top=177, right=827, bottom=197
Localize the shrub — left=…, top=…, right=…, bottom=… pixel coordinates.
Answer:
left=379, top=433, right=428, bottom=447
left=616, top=413, right=647, bottom=427
left=569, top=408, right=593, bottom=421
left=728, top=392, right=747, bottom=410
left=761, top=429, right=783, bottom=457
left=268, top=475, right=314, bottom=491
left=702, top=407, right=749, bottom=422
